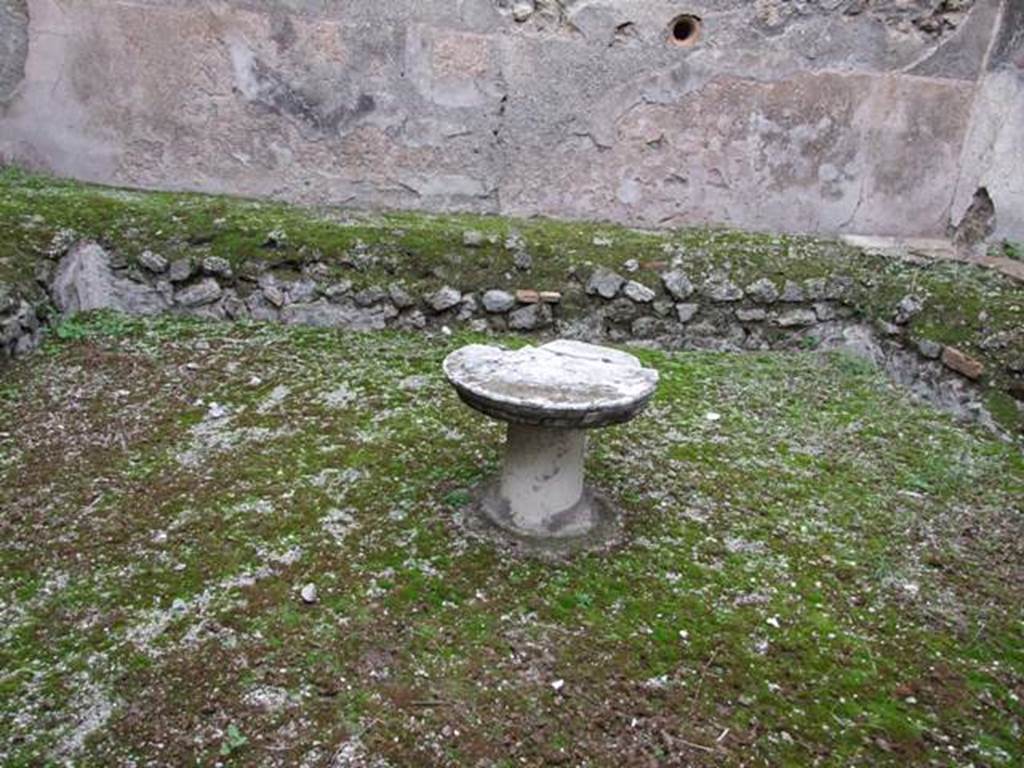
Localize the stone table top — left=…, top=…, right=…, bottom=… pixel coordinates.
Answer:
left=443, top=339, right=659, bottom=428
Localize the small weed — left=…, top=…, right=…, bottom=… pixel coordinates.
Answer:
left=54, top=311, right=135, bottom=342
left=219, top=724, right=248, bottom=757
left=444, top=489, right=472, bottom=507
left=800, top=334, right=820, bottom=351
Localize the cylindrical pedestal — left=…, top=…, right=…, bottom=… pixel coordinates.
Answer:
left=499, top=423, right=587, bottom=536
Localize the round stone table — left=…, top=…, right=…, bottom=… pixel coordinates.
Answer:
left=443, top=340, right=659, bottom=540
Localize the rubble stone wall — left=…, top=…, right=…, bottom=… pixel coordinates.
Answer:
left=4, top=236, right=1018, bottom=436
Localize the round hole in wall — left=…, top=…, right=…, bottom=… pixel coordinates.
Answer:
left=669, top=14, right=701, bottom=46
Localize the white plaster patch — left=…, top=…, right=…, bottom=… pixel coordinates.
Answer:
left=243, top=685, right=294, bottom=713
left=125, top=546, right=303, bottom=657
left=322, top=507, right=358, bottom=545
left=257, top=384, right=292, bottom=414
left=231, top=498, right=275, bottom=517
left=176, top=410, right=287, bottom=468
left=322, top=383, right=356, bottom=408
left=49, top=679, right=114, bottom=762
left=308, top=467, right=365, bottom=503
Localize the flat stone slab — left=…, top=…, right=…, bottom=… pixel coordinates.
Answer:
left=443, top=339, right=659, bottom=428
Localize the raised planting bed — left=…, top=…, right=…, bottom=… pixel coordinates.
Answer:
left=1, top=169, right=1022, bottom=435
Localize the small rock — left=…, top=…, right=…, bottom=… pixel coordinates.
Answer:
left=202, top=256, right=233, bottom=278
left=803, top=277, right=828, bottom=301
left=388, top=283, right=415, bottom=309
left=457, top=295, right=478, bottom=321
left=168, top=258, right=194, bottom=283
left=354, top=286, right=388, bottom=307
left=539, top=291, right=562, bottom=304
left=138, top=250, right=169, bottom=274
left=175, top=278, right=223, bottom=308
left=286, top=279, right=318, bottom=304
left=223, top=291, right=248, bottom=320
left=300, top=583, right=318, bottom=604
left=826, top=276, right=854, bottom=300
left=264, top=229, right=288, bottom=248
left=586, top=267, right=626, bottom=300
left=207, top=402, right=229, bottom=420
left=237, top=260, right=267, bottom=282
left=508, top=302, right=552, bottom=331
left=662, top=270, right=694, bottom=301
left=516, top=289, right=541, bottom=305
left=400, top=375, right=431, bottom=392
left=428, top=286, right=463, bottom=313
left=676, top=303, right=699, bottom=323
left=941, top=346, right=984, bottom=380
left=745, top=278, right=779, bottom=304
left=396, top=309, right=427, bottom=330
left=462, top=230, right=485, bottom=247
left=653, top=299, right=675, bottom=317
left=513, top=250, right=533, bottom=271
left=780, top=280, right=805, bottom=303
left=246, top=293, right=279, bottom=321
left=704, top=278, right=744, bottom=303
left=916, top=339, right=942, bottom=359
left=623, top=258, right=640, bottom=273
left=623, top=281, right=655, bottom=303
left=155, top=279, right=174, bottom=303
left=303, top=261, right=331, bottom=282
left=324, top=281, right=354, bottom=301
left=813, top=302, right=837, bottom=322
left=34, top=261, right=55, bottom=286
left=894, top=295, right=924, bottom=325
left=0, top=285, right=15, bottom=315
left=631, top=317, right=662, bottom=338
left=604, top=297, right=639, bottom=323
left=512, top=0, right=535, bottom=22
left=263, top=284, right=286, bottom=308
left=482, top=290, right=516, bottom=313
left=776, top=309, right=817, bottom=328
left=1007, top=379, right=1024, bottom=401
left=736, top=308, right=767, bottom=322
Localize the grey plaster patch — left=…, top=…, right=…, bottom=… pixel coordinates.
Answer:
left=0, top=0, right=28, bottom=104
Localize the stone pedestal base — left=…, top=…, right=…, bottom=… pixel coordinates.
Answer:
left=498, top=424, right=589, bottom=537
left=463, top=423, right=623, bottom=554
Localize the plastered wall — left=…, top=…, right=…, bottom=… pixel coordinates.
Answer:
left=1, top=0, right=1021, bottom=239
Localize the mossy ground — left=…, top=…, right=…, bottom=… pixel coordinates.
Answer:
left=1, top=314, right=1021, bottom=766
